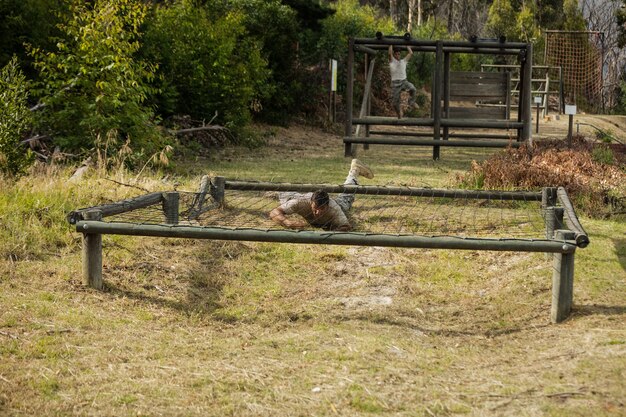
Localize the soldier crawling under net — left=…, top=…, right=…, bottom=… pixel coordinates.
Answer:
left=268, top=159, right=374, bottom=231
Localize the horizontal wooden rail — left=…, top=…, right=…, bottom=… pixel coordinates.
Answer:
left=75, top=221, right=576, bottom=254
left=354, top=38, right=528, bottom=49
left=352, top=117, right=523, bottom=129
left=343, top=137, right=521, bottom=148
left=368, top=130, right=513, bottom=139
left=223, top=180, right=542, bottom=201
left=67, top=192, right=164, bottom=224
left=556, top=187, right=590, bottom=248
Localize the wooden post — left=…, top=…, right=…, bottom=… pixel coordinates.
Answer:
left=545, top=207, right=556, bottom=240
left=82, top=209, right=103, bottom=290
left=432, top=41, right=443, bottom=160
left=443, top=51, right=450, bottom=142
left=363, top=54, right=369, bottom=151
left=544, top=206, right=564, bottom=260
left=162, top=192, right=179, bottom=225
left=541, top=186, right=557, bottom=210
left=520, top=43, right=533, bottom=143
left=551, top=230, right=576, bottom=323
left=567, top=114, right=574, bottom=146
left=210, top=176, right=226, bottom=206
left=344, top=38, right=355, bottom=157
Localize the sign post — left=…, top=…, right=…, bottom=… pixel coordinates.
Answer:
left=565, top=104, right=577, bottom=146
left=534, top=96, right=542, bottom=134
left=329, top=59, right=338, bottom=123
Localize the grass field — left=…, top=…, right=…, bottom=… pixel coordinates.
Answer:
left=1, top=124, right=625, bottom=416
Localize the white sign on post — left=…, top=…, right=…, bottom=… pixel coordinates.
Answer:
left=331, top=59, right=337, bottom=92
left=565, top=105, right=577, bottom=115
left=534, top=96, right=542, bottom=104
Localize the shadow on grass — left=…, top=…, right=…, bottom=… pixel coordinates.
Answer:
left=99, top=241, right=252, bottom=317
left=572, top=304, right=626, bottom=317
left=337, top=313, right=552, bottom=338
left=103, top=278, right=225, bottom=316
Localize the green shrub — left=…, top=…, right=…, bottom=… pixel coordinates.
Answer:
left=318, top=0, right=394, bottom=65
left=141, top=0, right=270, bottom=130
left=0, top=56, right=34, bottom=178
left=591, top=145, right=615, bottom=165
left=29, top=0, right=161, bottom=160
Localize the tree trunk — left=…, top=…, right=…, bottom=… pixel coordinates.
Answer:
left=447, top=0, right=454, bottom=33
left=407, top=0, right=416, bottom=32
left=418, top=0, right=422, bottom=26
left=390, top=0, right=400, bottom=29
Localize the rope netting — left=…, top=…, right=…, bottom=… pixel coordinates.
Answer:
left=544, top=30, right=603, bottom=111
left=98, top=185, right=550, bottom=241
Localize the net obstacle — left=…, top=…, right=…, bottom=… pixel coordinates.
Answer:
left=68, top=177, right=588, bottom=323
left=344, top=36, right=533, bottom=160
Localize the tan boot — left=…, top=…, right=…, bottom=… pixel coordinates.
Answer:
left=350, top=159, right=374, bottom=179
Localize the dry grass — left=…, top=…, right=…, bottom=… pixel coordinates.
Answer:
left=457, top=136, right=626, bottom=218
left=1, top=124, right=625, bottom=416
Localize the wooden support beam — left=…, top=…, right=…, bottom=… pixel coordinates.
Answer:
left=345, top=38, right=355, bottom=157
left=343, top=137, right=521, bottom=148
left=82, top=209, right=103, bottom=290
left=551, top=230, right=577, bottom=323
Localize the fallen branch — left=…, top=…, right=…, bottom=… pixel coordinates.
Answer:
left=168, top=125, right=229, bottom=135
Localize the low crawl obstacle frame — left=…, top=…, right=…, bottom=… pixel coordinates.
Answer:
left=344, top=37, right=533, bottom=159
left=68, top=178, right=588, bottom=323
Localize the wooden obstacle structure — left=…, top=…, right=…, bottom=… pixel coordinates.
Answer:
left=68, top=179, right=589, bottom=324
left=480, top=64, right=564, bottom=117
left=344, top=37, right=533, bottom=159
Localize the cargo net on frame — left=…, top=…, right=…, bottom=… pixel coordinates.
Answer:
left=544, top=30, right=603, bottom=112
left=86, top=182, right=553, bottom=241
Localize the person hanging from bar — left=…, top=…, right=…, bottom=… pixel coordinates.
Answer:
left=388, top=45, right=417, bottom=118
left=268, top=159, right=374, bottom=231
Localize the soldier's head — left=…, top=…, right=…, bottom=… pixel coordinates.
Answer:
left=311, top=190, right=330, bottom=216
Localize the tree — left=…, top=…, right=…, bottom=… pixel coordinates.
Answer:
left=141, top=0, right=270, bottom=128
left=563, top=0, right=587, bottom=30
left=29, top=0, right=160, bottom=158
left=618, top=0, right=626, bottom=47
left=0, top=57, right=34, bottom=178
left=516, top=3, right=540, bottom=42
left=485, top=0, right=517, bottom=39
left=0, top=0, right=68, bottom=77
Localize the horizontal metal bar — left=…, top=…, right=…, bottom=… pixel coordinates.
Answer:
left=344, top=137, right=521, bottom=148
left=67, top=192, right=164, bottom=224
left=224, top=181, right=542, bottom=201
left=556, top=187, right=590, bottom=248
left=75, top=221, right=575, bottom=254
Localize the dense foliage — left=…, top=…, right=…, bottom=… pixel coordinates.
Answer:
left=29, top=0, right=161, bottom=162
left=0, top=0, right=623, bottom=178
left=0, top=57, right=34, bottom=177
left=140, top=1, right=270, bottom=128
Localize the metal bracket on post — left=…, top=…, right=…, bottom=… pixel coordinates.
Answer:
left=82, top=209, right=103, bottom=290
left=551, top=229, right=577, bottom=323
